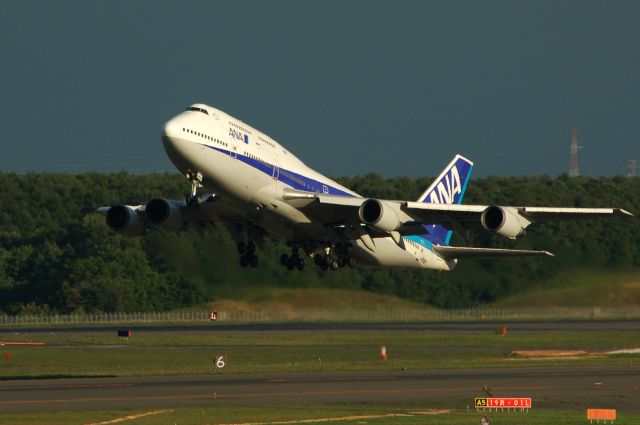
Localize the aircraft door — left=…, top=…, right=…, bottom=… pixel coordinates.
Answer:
left=272, top=159, right=280, bottom=190
left=229, top=141, right=237, bottom=159
left=228, top=130, right=238, bottom=159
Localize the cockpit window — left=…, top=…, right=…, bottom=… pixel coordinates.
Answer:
left=186, top=107, right=209, bottom=115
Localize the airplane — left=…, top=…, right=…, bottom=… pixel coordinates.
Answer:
left=101, top=103, right=632, bottom=271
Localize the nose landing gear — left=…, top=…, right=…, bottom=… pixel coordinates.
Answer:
left=185, top=171, right=203, bottom=206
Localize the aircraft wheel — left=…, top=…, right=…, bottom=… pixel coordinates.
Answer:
left=286, top=258, right=295, bottom=271
left=329, top=259, right=339, bottom=270
left=247, top=242, right=256, bottom=255
left=338, top=257, right=346, bottom=268
left=280, top=253, right=289, bottom=266
left=296, top=257, right=305, bottom=271
left=237, top=242, right=247, bottom=255
left=249, top=255, right=259, bottom=268
left=239, top=255, right=249, bottom=268
left=347, top=256, right=356, bottom=268
left=185, top=194, right=203, bottom=206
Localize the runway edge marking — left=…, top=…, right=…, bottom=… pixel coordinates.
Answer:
left=217, top=413, right=415, bottom=425
left=84, top=409, right=173, bottom=425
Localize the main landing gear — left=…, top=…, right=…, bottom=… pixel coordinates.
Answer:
left=313, top=243, right=355, bottom=271
left=238, top=241, right=259, bottom=268
left=280, top=242, right=305, bottom=271
left=236, top=223, right=262, bottom=268
left=279, top=242, right=355, bottom=272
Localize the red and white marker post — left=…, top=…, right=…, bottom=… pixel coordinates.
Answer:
left=380, top=345, right=388, bottom=360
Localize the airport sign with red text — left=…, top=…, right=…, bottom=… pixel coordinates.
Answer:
left=475, top=397, right=532, bottom=410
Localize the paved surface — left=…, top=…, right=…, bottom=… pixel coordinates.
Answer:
left=1, top=366, right=639, bottom=413
left=3, top=319, right=640, bottom=334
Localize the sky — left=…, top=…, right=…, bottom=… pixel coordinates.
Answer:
left=1, top=1, right=638, bottom=177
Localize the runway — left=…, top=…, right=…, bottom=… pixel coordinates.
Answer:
left=1, top=366, right=639, bottom=413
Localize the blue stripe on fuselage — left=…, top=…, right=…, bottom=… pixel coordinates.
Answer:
left=203, top=143, right=441, bottom=255
left=202, top=144, right=355, bottom=197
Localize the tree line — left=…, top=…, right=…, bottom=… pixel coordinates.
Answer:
left=0, top=172, right=638, bottom=314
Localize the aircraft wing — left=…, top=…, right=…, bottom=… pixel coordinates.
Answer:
left=295, top=191, right=632, bottom=238
left=402, top=202, right=632, bottom=226
left=98, top=194, right=244, bottom=236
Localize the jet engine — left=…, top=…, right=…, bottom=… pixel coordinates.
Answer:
left=145, top=198, right=185, bottom=232
left=358, top=199, right=402, bottom=232
left=105, top=205, right=146, bottom=237
left=481, top=206, right=527, bottom=239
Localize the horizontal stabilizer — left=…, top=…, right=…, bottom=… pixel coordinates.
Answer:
left=433, top=245, right=554, bottom=260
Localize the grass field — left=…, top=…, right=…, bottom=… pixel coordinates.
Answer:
left=198, top=269, right=640, bottom=314
left=493, top=268, right=640, bottom=308
left=195, top=287, right=430, bottom=312
left=2, top=328, right=639, bottom=379
left=3, top=271, right=640, bottom=424
left=184, top=269, right=640, bottom=321
left=1, top=404, right=638, bottom=425
left=2, top=325, right=639, bottom=424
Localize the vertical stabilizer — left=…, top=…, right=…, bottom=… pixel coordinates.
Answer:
left=413, top=155, right=473, bottom=246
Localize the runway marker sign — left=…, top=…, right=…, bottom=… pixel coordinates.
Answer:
left=587, top=408, right=616, bottom=423
left=215, top=355, right=227, bottom=369
left=475, top=397, right=531, bottom=411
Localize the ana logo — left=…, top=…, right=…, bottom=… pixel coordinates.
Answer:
left=228, top=128, right=245, bottom=142
left=429, top=166, right=461, bottom=204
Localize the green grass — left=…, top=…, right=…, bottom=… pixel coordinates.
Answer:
left=493, top=269, right=640, bottom=308
left=185, top=270, right=640, bottom=318
left=182, top=287, right=434, bottom=314
left=2, top=329, right=639, bottom=424
left=2, top=329, right=639, bottom=379
left=0, top=404, right=637, bottom=425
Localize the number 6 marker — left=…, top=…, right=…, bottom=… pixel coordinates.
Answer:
left=215, top=355, right=226, bottom=369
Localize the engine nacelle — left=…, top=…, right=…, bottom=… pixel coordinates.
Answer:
left=358, top=199, right=402, bottom=232
left=105, top=205, right=146, bottom=237
left=481, top=206, right=528, bottom=239
left=145, top=198, right=185, bottom=232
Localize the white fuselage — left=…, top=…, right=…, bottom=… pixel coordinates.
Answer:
left=161, top=104, right=454, bottom=271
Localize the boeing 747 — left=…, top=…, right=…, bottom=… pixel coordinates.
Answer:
left=101, top=104, right=632, bottom=271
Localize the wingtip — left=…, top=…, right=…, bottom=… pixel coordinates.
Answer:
left=544, top=251, right=555, bottom=257
left=617, top=209, right=634, bottom=217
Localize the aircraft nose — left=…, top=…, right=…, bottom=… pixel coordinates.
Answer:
left=161, top=118, right=182, bottom=140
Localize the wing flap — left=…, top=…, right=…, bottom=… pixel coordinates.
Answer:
left=402, top=201, right=485, bottom=226
left=519, top=207, right=633, bottom=221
